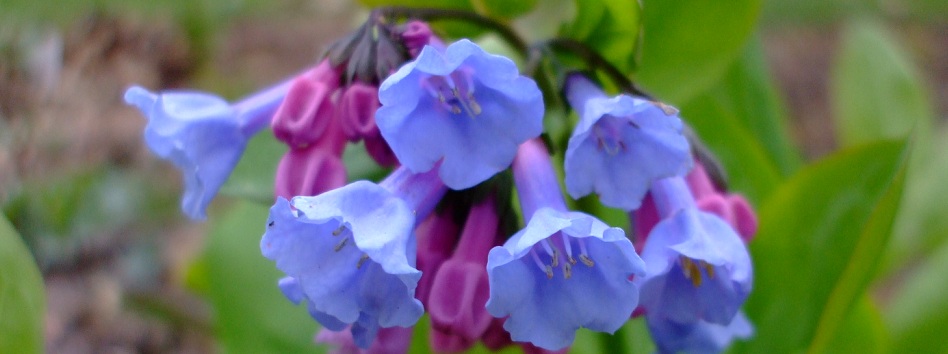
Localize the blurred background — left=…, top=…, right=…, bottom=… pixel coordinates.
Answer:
left=0, top=0, right=945, bottom=353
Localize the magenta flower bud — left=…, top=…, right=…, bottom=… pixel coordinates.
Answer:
left=338, top=83, right=380, bottom=141
left=274, top=113, right=348, bottom=199
left=414, top=208, right=461, bottom=303
left=274, top=144, right=347, bottom=199
left=335, top=82, right=398, bottom=166
left=400, top=20, right=435, bottom=57
left=271, top=60, right=341, bottom=148
left=428, top=196, right=498, bottom=352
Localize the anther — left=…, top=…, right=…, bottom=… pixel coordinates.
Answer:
left=551, top=248, right=560, bottom=268
left=467, top=94, right=482, bottom=115
left=568, top=255, right=577, bottom=265
left=563, top=262, right=573, bottom=279
left=356, top=254, right=370, bottom=269
left=334, top=237, right=348, bottom=252
left=331, top=225, right=346, bottom=236
left=702, top=261, right=715, bottom=279
left=680, top=257, right=703, bottom=287
left=544, top=265, right=554, bottom=279
left=579, top=254, right=595, bottom=267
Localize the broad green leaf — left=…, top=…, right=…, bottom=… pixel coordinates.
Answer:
left=736, top=140, right=908, bottom=354
left=886, top=240, right=948, bottom=354
left=678, top=93, right=784, bottom=205
left=0, top=216, right=44, bottom=354
left=713, top=38, right=802, bottom=177
left=822, top=296, right=888, bottom=354
left=831, top=20, right=946, bottom=272
left=831, top=19, right=933, bottom=147
left=888, top=131, right=948, bottom=269
left=199, top=201, right=322, bottom=354
left=561, top=0, right=641, bottom=74
left=635, top=0, right=762, bottom=103
left=475, top=0, right=538, bottom=19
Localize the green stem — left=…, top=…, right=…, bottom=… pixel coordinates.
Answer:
left=545, top=38, right=652, bottom=99
left=376, top=6, right=529, bottom=58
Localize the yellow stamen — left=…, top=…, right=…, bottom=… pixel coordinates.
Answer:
left=580, top=254, right=595, bottom=267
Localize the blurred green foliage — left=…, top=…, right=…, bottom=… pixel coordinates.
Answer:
left=0, top=216, right=45, bottom=354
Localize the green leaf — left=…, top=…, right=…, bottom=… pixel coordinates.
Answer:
left=220, top=131, right=285, bottom=204
left=678, top=93, right=784, bottom=205
left=736, top=140, right=909, bottom=354
left=831, top=19, right=933, bottom=147
left=0, top=216, right=44, bottom=354
left=886, top=240, right=948, bottom=353
left=822, top=296, right=888, bottom=354
left=635, top=0, right=762, bottom=103
left=475, top=0, right=538, bottom=19
left=831, top=20, right=947, bottom=272
left=561, top=0, right=641, bottom=74
left=199, top=201, right=322, bottom=354
left=712, top=37, right=802, bottom=177
left=888, top=131, right=948, bottom=270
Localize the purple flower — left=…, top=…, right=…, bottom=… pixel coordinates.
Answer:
left=637, top=177, right=752, bottom=327
left=376, top=39, right=544, bottom=190
left=647, top=312, right=753, bottom=354
left=124, top=81, right=290, bottom=219
left=485, top=139, right=645, bottom=350
left=261, top=167, right=447, bottom=348
left=563, top=74, right=691, bottom=210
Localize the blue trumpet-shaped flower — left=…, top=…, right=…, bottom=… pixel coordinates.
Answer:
left=637, top=177, right=752, bottom=326
left=647, top=312, right=754, bottom=354
left=124, top=81, right=289, bottom=219
left=485, top=139, right=645, bottom=350
left=261, top=167, right=446, bottom=348
left=563, top=74, right=691, bottom=210
left=376, top=39, right=544, bottom=190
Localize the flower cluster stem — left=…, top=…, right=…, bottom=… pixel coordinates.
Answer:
left=376, top=6, right=529, bottom=58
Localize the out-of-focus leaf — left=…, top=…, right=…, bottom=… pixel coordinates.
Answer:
left=679, top=94, right=784, bottom=205
left=737, top=140, right=908, bottom=354
left=635, top=0, right=762, bottom=103
left=713, top=37, right=802, bottom=177
left=832, top=20, right=933, bottom=147
left=888, top=131, right=948, bottom=269
left=222, top=132, right=387, bottom=204
left=220, top=131, right=284, bottom=204
left=0, top=216, right=44, bottom=354
left=561, top=0, right=641, bottom=74
left=199, top=201, right=322, bottom=354
left=476, top=0, right=538, bottom=19
left=822, top=296, right=888, bottom=354
left=886, top=239, right=948, bottom=353
left=831, top=20, right=945, bottom=272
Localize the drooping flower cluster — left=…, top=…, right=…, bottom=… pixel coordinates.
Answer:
left=126, top=11, right=758, bottom=354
